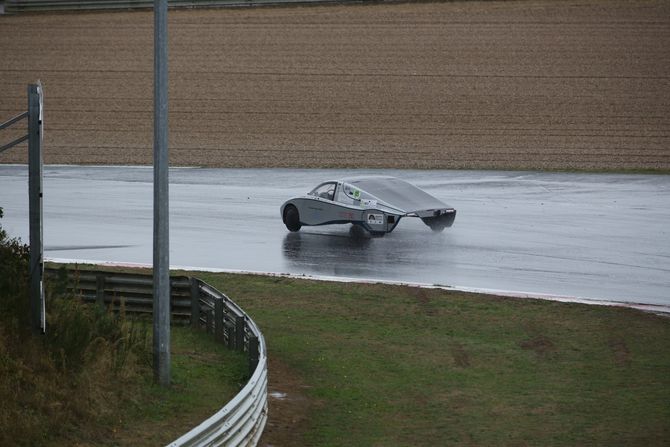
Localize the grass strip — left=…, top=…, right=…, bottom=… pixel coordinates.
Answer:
left=95, top=324, right=249, bottom=446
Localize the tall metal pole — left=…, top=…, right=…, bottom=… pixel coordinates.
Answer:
left=153, top=0, right=170, bottom=386
left=27, top=82, right=44, bottom=334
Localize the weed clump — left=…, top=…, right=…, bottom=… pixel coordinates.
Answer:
left=0, top=208, right=150, bottom=446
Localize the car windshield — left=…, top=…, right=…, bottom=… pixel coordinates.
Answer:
left=309, top=182, right=336, bottom=201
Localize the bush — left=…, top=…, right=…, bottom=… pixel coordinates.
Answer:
left=0, top=207, right=31, bottom=332
left=0, top=208, right=151, bottom=446
left=45, top=283, right=150, bottom=374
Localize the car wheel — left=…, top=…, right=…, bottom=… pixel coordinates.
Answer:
left=422, top=217, right=447, bottom=233
left=429, top=223, right=446, bottom=233
left=283, top=205, right=301, bottom=232
left=349, top=224, right=369, bottom=240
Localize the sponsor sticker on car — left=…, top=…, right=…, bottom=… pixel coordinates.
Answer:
left=367, top=213, right=384, bottom=225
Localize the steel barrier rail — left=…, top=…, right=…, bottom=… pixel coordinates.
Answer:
left=171, top=278, right=268, bottom=447
left=4, top=0, right=358, bottom=13
left=45, top=266, right=268, bottom=447
left=168, top=316, right=268, bottom=445
left=46, top=268, right=194, bottom=319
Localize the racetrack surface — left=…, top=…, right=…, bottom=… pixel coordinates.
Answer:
left=2, top=165, right=669, bottom=309
left=1, top=0, right=669, bottom=170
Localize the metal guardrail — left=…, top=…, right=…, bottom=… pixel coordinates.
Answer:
left=45, top=267, right=268, bottom=447
left=169, top=280, right=268, bottom=446
left=4, top=0, right=355, bottom=13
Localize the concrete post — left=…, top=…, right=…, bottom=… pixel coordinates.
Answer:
left=153, top=0, right=170, bottom=387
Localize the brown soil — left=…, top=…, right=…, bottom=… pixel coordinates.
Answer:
left=260, top=356, right=317, bottom=447
left=1, top=0, right=669, bottom=170
left=519, top=334, right=555, bottom=357
left=608, top=337, right=632, bottom=367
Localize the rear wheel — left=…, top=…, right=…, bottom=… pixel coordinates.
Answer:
left=283, top=205, right=301, bottom=232
left=349, top=224, right=371, bottom=240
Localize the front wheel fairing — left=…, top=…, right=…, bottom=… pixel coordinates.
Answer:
left=420, top=209, right=457, bottom=228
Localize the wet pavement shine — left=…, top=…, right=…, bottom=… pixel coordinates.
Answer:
left=1, top=165, right=669, bottom=309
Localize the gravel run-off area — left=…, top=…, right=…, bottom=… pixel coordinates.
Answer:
left=1, top=0, right=669, bottom=171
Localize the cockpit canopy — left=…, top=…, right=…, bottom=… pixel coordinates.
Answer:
left=340, top=176, right=447, bottom=213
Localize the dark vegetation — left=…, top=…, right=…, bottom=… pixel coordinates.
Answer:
left=0, top=210, right=247, bottom=446
left=0, top=207, right=152, bottom=445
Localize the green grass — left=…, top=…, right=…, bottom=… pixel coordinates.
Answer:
left=194, top=273, right=670, bottom=446
left=35, top=264, right=670, bottom=445
left=101, top=324, right=249, bottom=446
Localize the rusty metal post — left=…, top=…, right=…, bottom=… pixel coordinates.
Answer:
left=190, top=277, right=200, bottom=329
left=96, top=274, right=105, bottom=307
left=235, top=315, right=245, bottom=352
left=214, top=299, right=224, bottom=342
left=248, top=336, right=259, bottom=375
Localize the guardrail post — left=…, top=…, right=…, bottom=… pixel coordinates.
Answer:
left=224, top=321, right=235, bottom=349
left=96, top=274, right=105, bottom=307
left=235, top=316, right=246, bottom=352
left=214, top=299, right=224, bottom=342
left=205, top=310, right=213, bottom=334
left=190, top=277, right=200, bottom=329
left=248, top=336, right=259, bottom=375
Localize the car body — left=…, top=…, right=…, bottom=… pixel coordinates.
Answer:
left=280, top=176, right=456, bottom=236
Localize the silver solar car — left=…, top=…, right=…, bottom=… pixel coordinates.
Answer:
left=280, top=176, right=456, bottom=236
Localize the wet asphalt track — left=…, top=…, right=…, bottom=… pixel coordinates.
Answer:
left=1, top=165, right=669, bottom=309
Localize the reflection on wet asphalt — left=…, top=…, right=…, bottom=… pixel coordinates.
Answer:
left=283, top=230, right=375, bottom=277
left=1, top=165, right=669, bottom=307
left=283, top=223, right=456, bottom=281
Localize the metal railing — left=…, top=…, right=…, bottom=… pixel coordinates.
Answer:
left=4, top=0, right=356, bottom=13
left=1, top=83, right=45, bottom=335
left=0, top=111, right=29, bottom=153
left=45, top=266, right=268, bottom=447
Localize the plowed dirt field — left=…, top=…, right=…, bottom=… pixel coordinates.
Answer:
left=1, top=0, right=669, bottom=170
